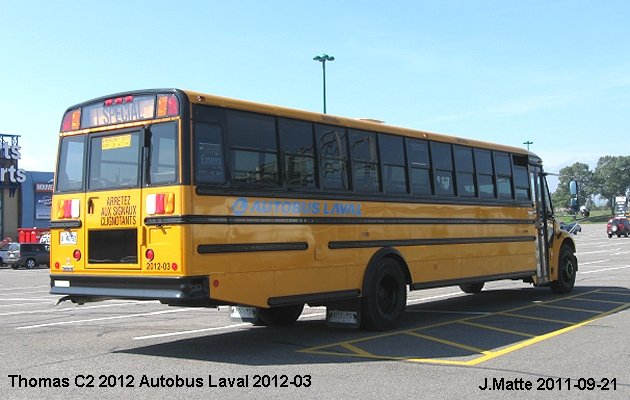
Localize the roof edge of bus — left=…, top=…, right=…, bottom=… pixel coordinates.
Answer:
left=63, top=88, right=531, bottom=156
left=183, top=89, right=531, bottom=155
left=63, top=88, right=185, bottom=113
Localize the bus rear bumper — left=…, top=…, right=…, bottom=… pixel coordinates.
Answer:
left=50, top=274, right=214, bottom=306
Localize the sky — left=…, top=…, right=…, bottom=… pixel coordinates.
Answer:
left=2, top=1, right=630, bottom=191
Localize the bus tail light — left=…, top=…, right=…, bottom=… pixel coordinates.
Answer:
left=61, top=108, right=81, bottom=132
left=146, top=193, right=175, bottom=215
left=157, top=94, right=179, bottom=117
left=56, top=199, right=80, bottom=219
left=73, top=249, right=81, bottom=261
left=145, top=249, right=155, bottom=261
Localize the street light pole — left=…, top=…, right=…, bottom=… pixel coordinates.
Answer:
left=313, top=54, right=335, bottom=114
left=523, top=140, right=533, bottom=151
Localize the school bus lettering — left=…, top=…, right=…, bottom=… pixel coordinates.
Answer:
left=100, top=195, right=137, bottom=226
left=231, top=198, right=362, bottom=217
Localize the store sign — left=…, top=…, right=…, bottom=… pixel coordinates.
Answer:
left=35, top=183, right=53, bottom=220
left=0, top=134, right=26, bottom=186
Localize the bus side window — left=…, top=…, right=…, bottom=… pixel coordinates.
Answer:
left=494, top=152, right=513, bottom=199
left=316, top=124, right=349, bottom=190
left=513, top=155, right=530, bottom=201
left=194, top=123, right=225, bottom=184
left=454, top=145, right=476, bottom=197
left=279, top=118, right=317, bottom=188
left=349, top=129, right=380, bottom=193
left=407, top=139, right=432, bottom=196
left=228, top=111, right=279, bottom=186
left=379, top=134, right=408, bottom=194
left=474, top=148, right=495, bottom=198
left=431, top=142, right=454, bottom=196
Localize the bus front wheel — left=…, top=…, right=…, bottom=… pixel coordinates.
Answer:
left=550, top=245, right=577, bottom=294
left=256, top=304, right=304, bottom=326
left=361, top=258, right=407, bottom=331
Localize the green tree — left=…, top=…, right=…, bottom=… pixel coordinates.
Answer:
left=592, top=156, right=630, bottom=211
left=551, top=162, right=594, bottom=210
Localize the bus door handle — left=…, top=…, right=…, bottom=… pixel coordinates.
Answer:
left=87, top=197, right=98, bottom=214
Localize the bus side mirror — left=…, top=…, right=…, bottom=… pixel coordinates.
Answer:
left=568, top=180, right=580, bottom=213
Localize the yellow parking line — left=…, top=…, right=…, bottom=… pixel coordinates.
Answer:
left=464, top=302, right=630, bottom=366
left=598, top=290, right=630, bottom=297
left=405, top=331, right=488, bottom=354
left=497, top=312, right=575, bottom=325
left=536, top=303, right=601, bottom=314
left=458, top=320, right=536, bottom=338
left=340, top=342, right=374, bottom=357
left=299, top=289, right=628, bottom=365
left=571, top=297, right=626, bottom=305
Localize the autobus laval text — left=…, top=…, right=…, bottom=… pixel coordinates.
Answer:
left=49, top=89, right=579, bottom=330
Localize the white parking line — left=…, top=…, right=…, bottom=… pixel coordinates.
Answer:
left=15, top=308, right=197, bottom=330
left=408, top=292, right=463, bottom=305
left=579, top=259, right=610, bottom=266
left=0, top=302, right=51, bottom=308
left=133, top=312, right=327, bottom=340
left=0, top=290, right=53, bottom=296
left=0, top=301, right=145, bottom=317
left=0, top=285, right=49, bottom=292
left=580, top=266, right=630, bottom=274
left=0, top=298, right=58, bottom=302
left=578, top=249, right=618, bottom=255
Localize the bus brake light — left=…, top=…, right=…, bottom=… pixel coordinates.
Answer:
left=56, top=199, right=80, bottom=219
left=157, top=94, right=179, bottom=117
left=146, top=193, right=175, bottom=215
left=61, top=109, right=81, bottom=132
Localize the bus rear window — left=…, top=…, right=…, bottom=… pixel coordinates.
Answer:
left=149, top=122, right=178, bottom=185
left=56, top=136, right=86, bottom=193
left=89, top=132, right=141, bottom=190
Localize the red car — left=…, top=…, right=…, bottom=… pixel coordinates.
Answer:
left=607, top=217, right=630, bottom=238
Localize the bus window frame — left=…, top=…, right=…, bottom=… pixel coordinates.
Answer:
left=87, top=128, right=143, bottom=191
left=55, top=134, right=87, bottom=194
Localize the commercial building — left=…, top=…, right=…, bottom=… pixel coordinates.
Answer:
left=0, top=133, right=53, bottom=242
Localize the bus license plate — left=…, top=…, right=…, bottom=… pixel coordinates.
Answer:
left=60, top=232, right=78, bottom=245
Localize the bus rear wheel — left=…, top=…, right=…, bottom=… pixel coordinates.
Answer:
left=459, top=282, right=485, bottom=294
left=550, top=245, right=577, bottom=294
left=256, top=304, right=304, bottom=326
left=361, top=258, right=407, bottom=331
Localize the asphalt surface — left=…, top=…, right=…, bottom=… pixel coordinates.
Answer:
left=1, top=223, right=628, bottom=399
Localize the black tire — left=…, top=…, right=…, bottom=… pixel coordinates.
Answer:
left=25, top=258, right=36, bottom=269
left=256, top=304, right=304, bottom=326
left=459, top=282, right=485, bottom=294
left=361, top=258, right=407, bottom=331
left=550, top=245, right=577, bottom=294
left=608, top=234, right=612, bottom=238
left=11, top=265, right=19, bottom=270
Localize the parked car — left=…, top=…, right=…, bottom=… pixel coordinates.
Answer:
left=606, top=217, right=630, bottom=238
left=560, top=221, right=582, bottom=235
left=0, top=243, right=9, bottom=266
left=4, top=243, right=50, bottom=269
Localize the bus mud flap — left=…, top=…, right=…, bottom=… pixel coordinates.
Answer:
left=229, top=305, right=258, bottom=322
left=326, top=298, right=361, bottom=328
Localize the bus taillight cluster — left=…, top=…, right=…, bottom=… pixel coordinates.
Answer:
left=56, top=199, right=80, bottom=219
left=146, top=193, right=175, bottom=215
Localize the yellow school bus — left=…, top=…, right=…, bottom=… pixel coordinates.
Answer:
left=50, top=89, right=577, bottom=330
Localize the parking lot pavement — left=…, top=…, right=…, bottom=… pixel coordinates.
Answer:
left=0, top=223, right=628, bottom=400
